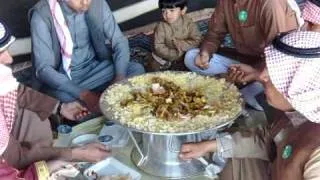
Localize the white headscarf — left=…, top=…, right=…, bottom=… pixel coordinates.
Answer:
left=265, top=31, right=320, bottom=123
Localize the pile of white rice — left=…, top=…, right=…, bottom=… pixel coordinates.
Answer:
left=101, top=72, right=242, bottom=133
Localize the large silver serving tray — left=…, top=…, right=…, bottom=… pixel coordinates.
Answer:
left=99, top=71, right=243, bottom=136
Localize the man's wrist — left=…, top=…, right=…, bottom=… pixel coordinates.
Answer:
left=253, top=71, right=262, bottom=82
left=64, top=148, right=74, bottom=161
left=69, top=147, right=81, bottom=161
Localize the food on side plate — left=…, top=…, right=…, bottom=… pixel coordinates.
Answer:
left=101, top=72, right=242, bottom=133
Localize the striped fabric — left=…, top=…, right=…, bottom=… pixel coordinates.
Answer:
left=0, top=19, right=19, bottom=156
left=48, top=0, right=73, bottom=79
left=0, top=87, right=17, bottom=155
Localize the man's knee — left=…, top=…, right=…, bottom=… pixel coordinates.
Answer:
left=128, top=62, right=145, bottom=76
left=184, top=48, right=200, bottom=68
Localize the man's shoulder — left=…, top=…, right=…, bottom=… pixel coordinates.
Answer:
left=29, top=0, right=50, bottom=20
left=86, top=0, right=112, bottom=21
left=28, top=0, right=52, bottom=26
left=32, top=0, right=49, bottom=12
left=89, top=0, right=111, bottom=13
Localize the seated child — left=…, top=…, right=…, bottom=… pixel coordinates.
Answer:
left=148, top=0, right=202, bottom=71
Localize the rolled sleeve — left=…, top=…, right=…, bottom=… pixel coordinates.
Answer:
left=216, top=133, right=233, bottom=158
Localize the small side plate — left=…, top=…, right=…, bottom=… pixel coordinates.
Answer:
left=84, top=157, right=141, bottom=180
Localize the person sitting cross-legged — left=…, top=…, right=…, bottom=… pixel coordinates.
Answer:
left=30, top=0, right=145, bottom=112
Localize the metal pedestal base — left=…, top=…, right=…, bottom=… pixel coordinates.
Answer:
left=131, top=146, right=204, bottom=179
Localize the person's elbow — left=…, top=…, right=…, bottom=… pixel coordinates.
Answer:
left=34, top=65, right=53, bottom=80
left=113, top=35, right=129, bottom=50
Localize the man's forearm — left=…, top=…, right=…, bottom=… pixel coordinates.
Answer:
left=19, top=147, right=72, bottom=169
left=38, top=67, right=83, bottom=99
left=112, top=38, right=130, bottom=76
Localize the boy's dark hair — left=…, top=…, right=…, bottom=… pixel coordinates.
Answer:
left=158, top=0, right=187, bottom=9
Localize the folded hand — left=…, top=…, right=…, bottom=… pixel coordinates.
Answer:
left=60, top=101, right=89, bottom=120
left=195, top=52, right=210, bottom=70
left=72, top=143, right=111, bottom=162
left=227, top=63, right=260, bottom=84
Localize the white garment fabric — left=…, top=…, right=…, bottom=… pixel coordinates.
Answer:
left=0, top=65, right=19, bottom=96
left=265, top=31, right=320, bottom=123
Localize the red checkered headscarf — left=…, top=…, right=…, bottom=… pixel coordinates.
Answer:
left=0, top=65, right=18, bottom=155
left=302, top=0, right=320, bottom=25
left=0, top=20, right=18, bottom=155
left=265, top=31, right=320, bottom=123
left=0, top=90, right=17, bottom=156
